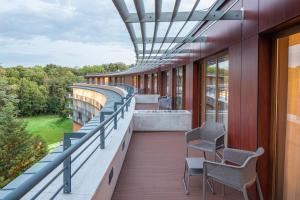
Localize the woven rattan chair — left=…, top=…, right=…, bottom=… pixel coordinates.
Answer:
left=183, top=122, right=226, bottom=194
left=185, top=122, right=226, bottom=161
left=202, top=147, right=264, bottom=200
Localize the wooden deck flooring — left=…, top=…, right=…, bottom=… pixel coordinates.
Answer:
left=112, top=132, right=243, bottom=200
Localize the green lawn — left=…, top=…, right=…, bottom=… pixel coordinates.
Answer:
left=23, top=115, right=72, bottom=145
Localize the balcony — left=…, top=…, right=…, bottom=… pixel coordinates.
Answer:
left=109, top=100, right=242, bottom=200
left=0, top=84, right=247, bottom=200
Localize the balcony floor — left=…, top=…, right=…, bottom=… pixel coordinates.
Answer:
left=112, top=131, right=243, bottom=200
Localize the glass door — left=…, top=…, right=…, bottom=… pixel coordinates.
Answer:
left=273, top=31, right=300, bottom=200
left=204, top=53, right=229, bottom=129
left=175, top=67, right=184, bottom=110
left=153, top=73, right=158, bottom=94
left=282, top=32, right=300, bottom=200
left=205, top=59, right=217, bottom=122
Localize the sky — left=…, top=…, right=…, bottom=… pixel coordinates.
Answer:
left=0, top=0, right=135, bottom=67
left=0, top=0, right=216, bottom=67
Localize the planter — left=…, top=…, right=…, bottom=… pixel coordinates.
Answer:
left=133, top=110, right=192, bottom=131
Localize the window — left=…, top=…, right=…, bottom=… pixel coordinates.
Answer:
left=147, top=74, right=151, bottom=93
left=104, top=77, right=109, bottom=85
left=175, top=67, right=184, bottom=109
left=153, top=73, right=158, bottom=94
left=132, top=75, right=137, bottom=88
left=205, top=54, right=229, bottom=128
left=140, top=75, right=144, bottom=92
left=166, top=71, right=170, bottom=95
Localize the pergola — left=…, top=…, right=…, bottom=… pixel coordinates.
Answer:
left=112, top=0, right=243, bottom=74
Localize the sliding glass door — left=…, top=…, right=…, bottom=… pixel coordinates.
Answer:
left=273, top=31, right=300, bottom=200
left=205, top=53, right=229, bottom=128
left=175, top=67, right=184, bottom=110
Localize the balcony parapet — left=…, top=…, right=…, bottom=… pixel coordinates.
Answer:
left=0, top=84, right=135, bottom=200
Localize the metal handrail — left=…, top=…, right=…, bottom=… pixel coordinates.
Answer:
left=4, top=84, right=135, bottom=200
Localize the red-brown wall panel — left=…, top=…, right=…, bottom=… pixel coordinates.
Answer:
left=259, top=0, right=300, bottom=32
left=240, top=35, right=259, bottom=151
left=242, top=0, right=259, bottom=39
left=185, top=63, right=194, bottom=112
left=228, top=42, right=242, bottom=149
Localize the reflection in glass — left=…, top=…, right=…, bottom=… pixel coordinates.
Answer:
left=283, top=32, right=300, bottom=200
left=205, top=55, right=229, bottom=129
left=218, top=56, right=229, bottom=129
left=176, top=67, right=183, bottom=109
left=153, top=73, right=158, bottom=94
left=147, top=74, right=151, bottom=93
left=166, top=71, right=170, bottom=95
left=140, top=75, right=144, bottom=91
left=205, top=59, right=217, bottom=122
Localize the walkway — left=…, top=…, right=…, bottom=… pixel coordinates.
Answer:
left=112, top=131, right=242, bottom=200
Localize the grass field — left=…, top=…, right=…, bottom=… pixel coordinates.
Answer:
left=24, top=115, right=72, bottom=145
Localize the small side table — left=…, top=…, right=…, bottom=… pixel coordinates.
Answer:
left=183, top=157, right=214, bottom=195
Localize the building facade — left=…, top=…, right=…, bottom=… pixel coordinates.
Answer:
left=85, top=1, right=300, bottom=199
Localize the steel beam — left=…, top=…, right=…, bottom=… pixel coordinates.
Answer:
left=138, top=49, right=190, bottom=54
left=147, top=0, right=162, bottom=60
left=112, top=0, right=139, bottom=57
left=134, top=0, right=146, bottom=57
left=112, top=0, right=243, bottom=74
left=126, top=10, right=243, bottom=23
left=135, top=36, right=206, bottom=43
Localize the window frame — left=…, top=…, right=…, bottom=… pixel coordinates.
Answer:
left=203, top=51, right=229, bottom=124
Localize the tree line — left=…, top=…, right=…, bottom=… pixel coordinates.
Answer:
left=1, top=63, right=129, bottom=117
left=0, top=63, right=129, bottom=188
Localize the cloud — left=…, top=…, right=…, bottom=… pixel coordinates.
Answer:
left=0, top=0, right=135, bottom=66
left=0, top=36, right=135, bottom=66
left=0, top=0, right=215, bottom=67
left=0, top=0, right=130, bottom=44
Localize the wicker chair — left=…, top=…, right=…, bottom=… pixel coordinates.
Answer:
left=202, top=147, right=264, bottom=200
left=183, top=122, right=226, bottom=194
left=185, top=122, right=226, bottom=161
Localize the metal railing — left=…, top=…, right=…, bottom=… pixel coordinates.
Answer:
left=3, top=84, right=135, bottom=200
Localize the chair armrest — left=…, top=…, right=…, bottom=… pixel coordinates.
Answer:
left=223, top=148, right=255, bottom=166
left=185, top=127, right=202, bottom=143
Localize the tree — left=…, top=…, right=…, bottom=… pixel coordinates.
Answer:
left=18, top=78, right=48, bottom=116
left=0, top=76, right=47, bottom=188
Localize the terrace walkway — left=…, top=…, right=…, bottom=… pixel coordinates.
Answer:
left=111, top=131, right=243, bottom=200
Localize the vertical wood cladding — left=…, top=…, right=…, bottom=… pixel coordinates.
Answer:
left=240, top=35, right=258, bottom=151
left=228, top=42, right=242, bottom=149
left=259, top=0, right=300, bottom=32
left=185, top=63, right=194, bottom=113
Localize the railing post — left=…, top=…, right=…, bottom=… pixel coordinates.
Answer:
left=63, top=134, right=71, bottom=194
left=114, top=103, right=118, bottom=129
left=125, top=95, right=130, bottom=111
left=99, top=111, right=114, bottom=148
left=121, top=97, right=125, bottom=118
left=100, top=112, right=105, bottom=149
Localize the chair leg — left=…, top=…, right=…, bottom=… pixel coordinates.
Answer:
left=203, top=174, right=206, bottom=200
left=187, top=171, right=190, bottom=195
left=183, top=162, right=189, bottom=195
left=256, top=177, right=264, bottom=200
left=242, top=187, right=249, bottom=200
left=203, top=152, right=207, bottom=159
